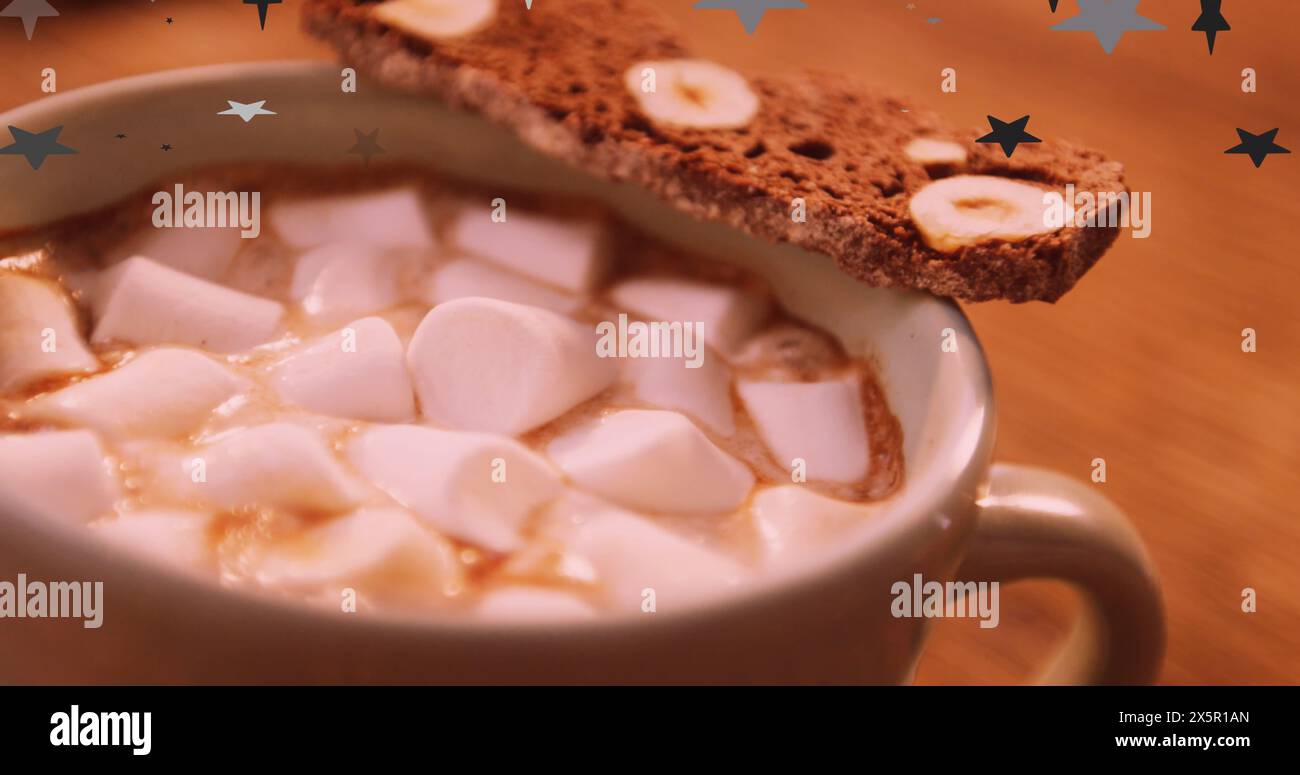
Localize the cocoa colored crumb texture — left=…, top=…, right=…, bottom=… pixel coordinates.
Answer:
left=302, top=0, right=1126, bottom=303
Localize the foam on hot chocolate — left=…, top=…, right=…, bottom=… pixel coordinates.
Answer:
left=0, top=167, right=903, bottom=618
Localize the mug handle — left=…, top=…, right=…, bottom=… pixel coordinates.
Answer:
left=953, top=463, right=1165, bottom=684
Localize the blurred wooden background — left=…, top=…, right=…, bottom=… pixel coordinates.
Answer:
left=2, top=0, right=1296, bottom=683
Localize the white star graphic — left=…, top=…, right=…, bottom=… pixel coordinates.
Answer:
left=217, top=100, right=277, bottom=123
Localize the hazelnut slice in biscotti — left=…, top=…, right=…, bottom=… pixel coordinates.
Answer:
left=301, top=0, right=1127, bottom=303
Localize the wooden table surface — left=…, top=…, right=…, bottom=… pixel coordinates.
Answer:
left=3, top=0, right=1297, bottom=684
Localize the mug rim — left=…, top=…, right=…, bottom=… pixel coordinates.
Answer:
left=0, top=61, right=997, bottom=640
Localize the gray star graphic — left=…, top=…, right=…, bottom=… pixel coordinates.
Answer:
left=218, top=100, right=276, bottom=123
left=1, top=0, right=58, bottom=40
left=1051, top=0, right=1164, bottom=54
left=693, top=0, right=807, bottom=35
left=0, top=125, right=76, bottom=170
left=347, top=129, right=385, bottom=165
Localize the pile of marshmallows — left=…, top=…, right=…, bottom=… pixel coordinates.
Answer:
left=0, top=200, right=886, bottom=618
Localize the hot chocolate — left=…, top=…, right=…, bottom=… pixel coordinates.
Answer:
left=0, top=166, right=903, bottom=620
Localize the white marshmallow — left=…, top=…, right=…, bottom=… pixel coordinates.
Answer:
left=290, top=242, right=411, bottom=324
left=407, top=297, right=617, bottom=435
left=448, top=206, right=606, bottom=292
left=626, top=354, right=735, bottom=436
left=475, top=586, right=598, bottom=622
left=253, top=507, right=461, bottom=593
left=270, top=187, right=435, bottom=250
left=348, top=424, right=562, bottom=552
left=737, top=376, right=871, bottom=483
left=552, top=503, right=748, bottom=612
left=546, top=409, right=754, bottom=514
left=0, top=431, right=117, bottom=522
left=92, top=257, right=284, bottom=352
left=90, top=510, right=214, bottom=572
left=750, top=485, right=882, bottom=565
left=27, top=348, right=246, bottom=441
left=0, top=273, right=99, bottom=392
left=424, top=257, right=582, bottom=315
left=113, top=226, right=242, bottom=281
left=609, top=277, right=769, bottom=355
left=269, top=317, right=414, bottom=422
left=151, top=422, right=366, bottom=513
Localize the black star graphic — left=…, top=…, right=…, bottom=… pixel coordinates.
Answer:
left=1224, top=128, right=1289, bottom=168
left=347, top=128, right=386, bottom=166
left=164, top=16, right=173, bottom=24
left=1048, top=0, right=1059, bottom=12
left=160, top=143, right=172, bottom=151
left=0, top=125, right=76, bottom=170
left=1192, top=0, right=1230, bottom=55
left=114, top=133, right=126, bottom=139
left=976, top=115, right=1041, bottom=158
left=243, top=0, right=281, bottom=30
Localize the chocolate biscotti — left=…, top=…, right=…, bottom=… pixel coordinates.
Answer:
left=302, top=0, right=1127, bottom=302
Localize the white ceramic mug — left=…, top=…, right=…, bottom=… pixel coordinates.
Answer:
left=0, top=62, right=1164, bottom=684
